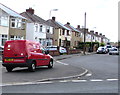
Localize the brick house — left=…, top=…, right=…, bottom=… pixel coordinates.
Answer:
left=0, top=3, right=26, bottom=47
left=46, top=17, right=71, bottom=48
left=65, top=22, right=80, bottom=48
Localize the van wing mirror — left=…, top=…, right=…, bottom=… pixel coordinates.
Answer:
left=45, top=50, right=49, bottom=54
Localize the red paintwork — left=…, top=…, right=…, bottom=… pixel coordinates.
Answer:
left=3, top=40, right=51, bottom=66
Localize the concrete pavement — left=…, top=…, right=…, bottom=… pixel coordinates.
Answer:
left=53, top=52, right=96, bottom=61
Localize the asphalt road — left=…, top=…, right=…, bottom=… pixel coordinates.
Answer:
left=1, top=60, right=86, bottom=83
left=2, top=54, right=119, bottom=93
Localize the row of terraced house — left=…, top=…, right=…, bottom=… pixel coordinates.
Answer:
left=0, top=3, right=109, bottom=50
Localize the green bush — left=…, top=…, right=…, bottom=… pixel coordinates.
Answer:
left=100, top=43, right=105, bottom=46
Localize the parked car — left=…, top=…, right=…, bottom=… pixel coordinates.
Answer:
left=105, top=45, right=112, bottom=52
left=46, top=46, right=67, bottom=54
left=0, top=46, right=4, bottom=55
left=2, top=40, right=53, bottom=72
left=96, top=46, right=107, bottom=54
left=109, top=48, right=119, bottom=55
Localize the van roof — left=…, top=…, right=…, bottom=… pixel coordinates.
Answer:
left=6, top=40, right=39, bottom=44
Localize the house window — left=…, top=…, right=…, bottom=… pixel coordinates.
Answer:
left=39, top=38, right=42, bottom=44
left=18, top=19, right=22, bottom=28
left=75, top=32, right=77, bottom=36
left=53, top=28, right=54, bottom=34
left=0, top=16, right=9, bottom=26
left=60, top=30, right=61, bottom=36
left=10, top=35, right=23, bottom=40
left=35, top=24, right=38, bottom=32
left=62, top=29, right=65, bottom=35
left=15, top=36, right=21, bottom=40
left=11, top=18, right=25, bottom=29
left=47, top=29, right=49, bottom=33
left=79, top=33, right=81, bottom=37
left=77, top=33, right=79, bottom=37
left=40, top=25, right=42, bottom=32
left=2, top=35, right=7, bottom=46
left=67, top=30, right=69, bottom=36
left=11, top=18, right=16, bottom=28
left=61, top=40, right=64, bottom=46
left=10, top=35, right=14, bottom=40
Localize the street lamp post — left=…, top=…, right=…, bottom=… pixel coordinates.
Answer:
left=47, top=9, right=58, bottom=46
left=90, top=31, right=94, bottom=52
left=83, top=12, right=86, bottom=55
left=49, top=9, right=58, bottom=20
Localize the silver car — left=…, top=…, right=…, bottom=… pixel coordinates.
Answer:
left=97, top=46, right=107, bottom=54
left=109, top=48, right=119, bottom=55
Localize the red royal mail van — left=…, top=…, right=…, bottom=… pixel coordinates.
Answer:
left=2, top=40, right=53, bottom=72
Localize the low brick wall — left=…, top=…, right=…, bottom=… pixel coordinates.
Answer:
left=67, top=49, right=81, bottom=54
left=49, top=49, right=81, bottom=56
left=49, top=50, right=60, bottom=56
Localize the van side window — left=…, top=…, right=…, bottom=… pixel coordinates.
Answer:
left=40, top=47, right=45, bottom=54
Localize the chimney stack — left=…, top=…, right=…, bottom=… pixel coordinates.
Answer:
left=86, top=28, right=88, bottom=32
left=95, top=32, right=98, bottom=35
left=52, top=17, right=56, bottom=21
left=67, top=22, right=70, bottom=25
left=77, top=25, right=80, bottom=28
left=90, top=30, right=94, bottom=33
left=26, top=8, right=34, bottom=15
left=99, top=33, right=102, bottom=36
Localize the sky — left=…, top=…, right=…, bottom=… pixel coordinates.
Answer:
left=0, top=0, right=119, bottom=42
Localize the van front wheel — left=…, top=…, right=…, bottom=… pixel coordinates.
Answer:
left=48, top=60, right=53, bottom=68
left=6, top=67, right=13, bottom=72
left=28, top=62, right=36, bottom=72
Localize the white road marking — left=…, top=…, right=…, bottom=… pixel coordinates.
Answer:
left=59, top=80, right=70, bottom=82
left=56, top=61, right=69, bottom=65
left=72, top=80, right=87, bottom=82
left=106, top=79, right=118, bottom=81
left=85, top=73, right=92, bottom=76
left=1, top=78, right=118, bottom=86
left=90, top=79, right=103, bottom=82
left=1, top=81, right=53, bottom=86
left=38, top=81, right=53, bottom=84
left=2, top=82, right=35, bottom=86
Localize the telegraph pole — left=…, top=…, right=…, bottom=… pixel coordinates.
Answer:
left=83, top=12, right=86, bottom=55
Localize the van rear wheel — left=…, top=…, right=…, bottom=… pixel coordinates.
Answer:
left=28, top=62, right=36, bottom=72
left=6, top=67, right=13, bottom=72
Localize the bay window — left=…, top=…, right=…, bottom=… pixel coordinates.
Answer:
left=0, top=16, right=9, bottom=26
